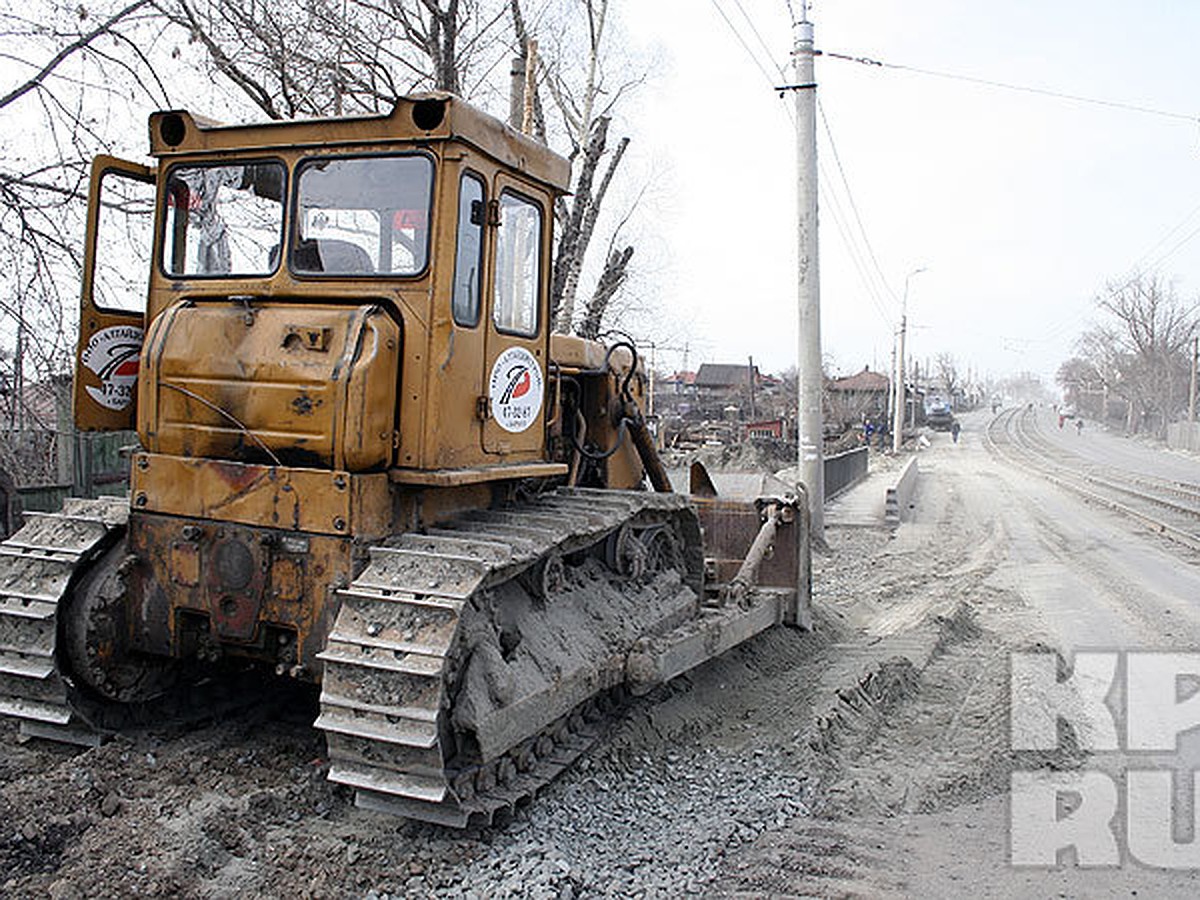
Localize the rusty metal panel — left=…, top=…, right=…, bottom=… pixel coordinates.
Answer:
left=693, top=497, right=801, bottom=591
left=342, top=312, right=402, bottom=470
left=139, top=302, right=399, bottom=472
left=270, top=557, right=304, bottom=602
left=131, top=452, right=390, bottom=537
left=128, top=511, right=353, bottom=675
left=169, top=541, right=199, bottom=587
left=389, top=462, right=567, bottom=487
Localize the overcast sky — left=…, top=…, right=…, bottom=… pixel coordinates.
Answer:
left=620, top=0, right=1200, bottom=385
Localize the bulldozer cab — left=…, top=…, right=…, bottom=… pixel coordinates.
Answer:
left=71, top=96, right=569, bottom=481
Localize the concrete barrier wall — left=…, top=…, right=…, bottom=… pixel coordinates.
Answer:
left=823, top=446, right=869, bottom=502
left=1167, top=422, right=1200, bottom=452
left=885, top=458, right=919, bottom=525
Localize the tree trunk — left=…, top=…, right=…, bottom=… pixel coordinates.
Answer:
left=577, top=245, right=632, bottom=339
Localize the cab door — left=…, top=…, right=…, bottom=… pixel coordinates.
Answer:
left=73, top=156, right=156, bottom=431
left=481, top=179, right=551, bottom=457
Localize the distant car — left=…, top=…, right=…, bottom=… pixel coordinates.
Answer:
left=1061, top=405, right=1077, bottom=419
left=926, top=402, right=954, bottom=431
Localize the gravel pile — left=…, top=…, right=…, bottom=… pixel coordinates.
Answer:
left=389, top=738, right=814, bottom=899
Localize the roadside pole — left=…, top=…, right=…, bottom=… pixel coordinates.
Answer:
left=1190, top=336, right=1197, bottom=423
left=793, top=3, right=824, bottom=539
left=891, top=305, right=906, bottom=453
left=892, top=268, right=925, bottom=452
left=910, top=359, right=919, bottom=429
left=889, top=338, right=897, bottom=444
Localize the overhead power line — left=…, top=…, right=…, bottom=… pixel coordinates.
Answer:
left=708, top=0, right=780, bottom=93
left=819, top=163, right=895, bottom=329
left=816, top=98, right=899, bottom=308
left=815, top=50, right=1199, bottom=123
left=730, top=0, right=788, bottom=80
left=1129, top=200, right=1200, bottom=274
left=708, top=2, right=897, bottom=331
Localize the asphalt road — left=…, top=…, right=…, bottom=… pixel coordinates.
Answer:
left=1036, top=406, right=1200, bottom=484
left=864, top=411, right=1200, bottom=897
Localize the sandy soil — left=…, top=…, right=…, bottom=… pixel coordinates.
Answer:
left=3, top=410, right=1200, bottom=897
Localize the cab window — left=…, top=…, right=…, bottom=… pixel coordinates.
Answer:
left=94, top=168, right=155, bottom=311
left=493, top=191, right=541, bottom=336
left=292, top=154, right=433, bottom=276
left=161, top=162, right=285, bottom=277
left=452, top=172, right=485, bottom=327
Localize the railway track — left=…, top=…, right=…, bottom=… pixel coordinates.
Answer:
left=985, top=407, right=1200, bottom=553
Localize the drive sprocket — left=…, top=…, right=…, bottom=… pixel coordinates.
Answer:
left=60, top=537, right=180, bottom=711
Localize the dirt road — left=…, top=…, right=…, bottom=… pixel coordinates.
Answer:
left=4, top=411, right=1200, bottom=897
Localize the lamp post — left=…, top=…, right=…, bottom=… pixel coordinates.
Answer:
left=892, top=267, right=926, bottom=453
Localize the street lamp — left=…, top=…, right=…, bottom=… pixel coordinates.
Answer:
left=893, top=267, right=927, bottom=452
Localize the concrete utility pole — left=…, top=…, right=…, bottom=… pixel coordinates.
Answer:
left=1190, top=336, right=1198, bottom=424
left=910, top=359, right=919, bottom=429
left=793, top=2, right=824, bottom=538
left=892, top=267, right=925, bottom=452
left=889, top=338, right=897, bottom=438
left=748, top=355, right=757, bottom=420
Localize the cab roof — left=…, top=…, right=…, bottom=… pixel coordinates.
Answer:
left=147, top=92, right=571, bottom=194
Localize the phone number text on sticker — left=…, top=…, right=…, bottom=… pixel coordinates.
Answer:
left=489, top=346, right=544, bottom=433
left=81, top=324, right=143, bottom=411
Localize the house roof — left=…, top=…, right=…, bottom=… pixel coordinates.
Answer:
left=829, top=368, right=889, bottom=392
left=665, top=370, right=696, bottom=385
left=695, top=363, right=758, bottom=388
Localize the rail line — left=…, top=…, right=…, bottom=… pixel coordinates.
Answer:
left=985, top=407, right=1200, bottom=554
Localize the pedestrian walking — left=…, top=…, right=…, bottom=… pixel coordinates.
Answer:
left=951, top=420, right=961, bottom=443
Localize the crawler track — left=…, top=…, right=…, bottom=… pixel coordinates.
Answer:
left=0, top=497, right=127, bottom=746
left=986, top=407, right=1200, bottom=552
left=316, top=487, right=706, bottom=828
left=0, top=497, right=283, bottom=746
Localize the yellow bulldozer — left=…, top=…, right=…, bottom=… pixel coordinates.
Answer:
left=0, top=94, right=810, bottom=827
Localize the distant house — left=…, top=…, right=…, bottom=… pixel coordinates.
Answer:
left=744, top=418, right=785, bottom=440
left=828, top=367, right=889, bottom=396
left=693, top=363, right=762, bottom=420
left=694, top=363, right=759, bottom=393
left=664, top=371, right=697, bottom=393
left=826, top=366, right=890, bottom=430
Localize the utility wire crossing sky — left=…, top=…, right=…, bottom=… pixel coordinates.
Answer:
left=627, top=0, right=1200, bottom=386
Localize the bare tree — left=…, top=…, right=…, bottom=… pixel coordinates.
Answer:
left=156, top=0, right=510, bottom=119
left=1054, top=356, right=1101, bottom=414
left=935, top=353, right=959, bottom=399
left=0, top=1, right=169, bottom=480
left=511, top=0, right=641, bottom=336
left=1075, top=274, right=1198, bottom=435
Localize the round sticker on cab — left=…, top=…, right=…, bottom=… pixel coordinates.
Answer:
left=489, top=346, right=544, bottom=433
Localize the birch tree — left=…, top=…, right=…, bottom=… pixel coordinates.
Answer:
left=511, top=0, right=641, bottom=336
